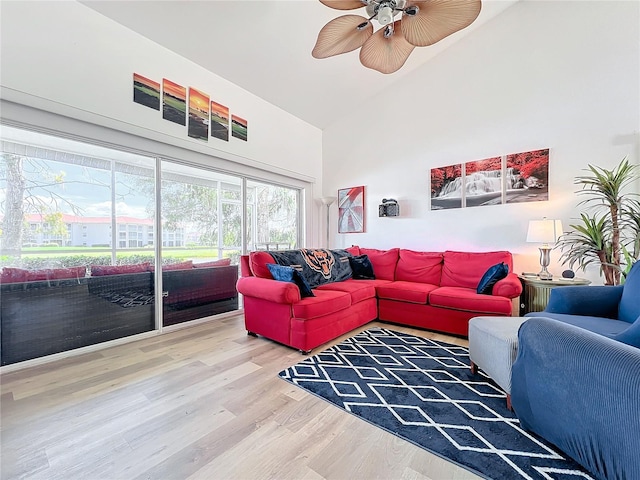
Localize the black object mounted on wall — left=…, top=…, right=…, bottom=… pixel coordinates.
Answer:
left=379, top=198, right=399, bottom=217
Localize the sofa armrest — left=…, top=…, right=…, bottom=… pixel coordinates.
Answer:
left=492, top=273, right=522, bottom=298
left=236, top=276, right=301, bottom=304
left=545, top=285, right=623, bottom=318
left=511, top=317, right=640, bottom=479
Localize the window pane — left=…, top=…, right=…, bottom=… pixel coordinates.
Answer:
left=247, top=180, right=299, bottom=251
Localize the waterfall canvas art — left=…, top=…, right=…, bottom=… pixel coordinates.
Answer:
left=464, top=157, right=503, bottom=207
left=430, top=149, right=550, bottom=210
left=430, top=164, right=463, bottom=210
left=338, top=186, right=365, bottom=233
left=505, top=149, right=549, bottom=203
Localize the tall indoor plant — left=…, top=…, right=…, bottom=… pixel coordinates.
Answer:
left=557, top=157, right=639, bottom=285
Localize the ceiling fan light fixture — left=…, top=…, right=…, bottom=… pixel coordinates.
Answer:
left=314, top=0, right=482, bottom=73
left=377, top=5, right=394, bottom=25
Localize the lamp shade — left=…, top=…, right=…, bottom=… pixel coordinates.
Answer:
left=526, top=219, right=563, bottom=245
left=321, top=196, right=337, bottom=206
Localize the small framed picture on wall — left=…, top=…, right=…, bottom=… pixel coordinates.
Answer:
left=338, top=186, right=365, bottom=233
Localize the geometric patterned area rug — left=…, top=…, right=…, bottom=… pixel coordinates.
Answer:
left=279, top=328, right=592, bottom=480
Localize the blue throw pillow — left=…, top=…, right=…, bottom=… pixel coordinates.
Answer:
left=349, top=254, right=375, bottom=280
left=266, top=263, right=314, bottom=298
left=613, top=316, right=640, bottom=348
left=477, top=262, right=509, bottom=295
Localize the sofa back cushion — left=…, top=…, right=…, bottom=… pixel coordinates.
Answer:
left=249, top=251, right=277, bottom=279
left=440, top=251, right=513, bottom=289
left=346, top=245, right=360, bottom=256
left=193, top=258, right=232, bottom=268
left=1, top=266, right=87, bottom=283
left=90, top=263, right=150, bottom=276
left=395, top=250, right=443, bottom=285
left=619, top=261, right=640, bottom=323
left=359, top=248, right=399, bottom=281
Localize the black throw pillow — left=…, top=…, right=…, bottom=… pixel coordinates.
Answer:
left=349, top=255, right=375, bottom=280
left=477, top=262, right=509, bottom=295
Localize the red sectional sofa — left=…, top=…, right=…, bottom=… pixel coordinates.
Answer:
left=236, top=247, right=522, bottom=353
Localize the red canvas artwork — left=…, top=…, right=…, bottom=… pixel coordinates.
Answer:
left=338, top=186, right=365, bottom=233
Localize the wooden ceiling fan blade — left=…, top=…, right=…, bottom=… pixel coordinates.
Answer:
left=359, top=21, right=415, bottom=74
left=319, top=0, right=366, bottom=10
left=401, top=0, right=482, bottom=47
left=312, top=15, right=373, bottom=59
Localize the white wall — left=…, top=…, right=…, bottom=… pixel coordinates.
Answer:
left=0, top=0, right=324, bottom=247
left=323, top=0, right=640, bottom=285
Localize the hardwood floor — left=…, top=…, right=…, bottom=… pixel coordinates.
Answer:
left=1, top=314, right=481, bottom=480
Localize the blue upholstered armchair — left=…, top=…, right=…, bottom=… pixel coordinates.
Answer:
left=512, top=262, right=640, bottom=479
left=512, top=317, right=640, bottom=480
left=524, top=261, right=640, bottom=344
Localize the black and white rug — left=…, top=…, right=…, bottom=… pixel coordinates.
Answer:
left=95, top=289, right=155, bottom=308
left=279, top=328, right=592, bottom=480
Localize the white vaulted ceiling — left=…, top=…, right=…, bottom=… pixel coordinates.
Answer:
left=82, top=0, right=518, bottom=130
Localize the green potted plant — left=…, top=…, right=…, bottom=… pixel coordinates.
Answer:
left=557, top=157, right=639, bottom=285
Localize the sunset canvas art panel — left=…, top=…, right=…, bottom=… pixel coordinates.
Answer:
left=133, top=73, right=160, bottom=110
left=231, top=115, right=248, bottom=141
left=464, top=157, right=503, bottom=207
left=505, top=149, right=549, bottom=203
left=162, top=79, right=186, bottom=126
left=338, top=186, right=365, bottom=234
left=188, top=88, right=209, bottom=141
left=210, top=101, right=230, bottom=141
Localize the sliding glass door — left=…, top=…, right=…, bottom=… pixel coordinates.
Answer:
left=158, top=161, right=241, bottom=326
left=0, top=126, right=157, bottom=365
left=0, top=124, right=304, bottom=364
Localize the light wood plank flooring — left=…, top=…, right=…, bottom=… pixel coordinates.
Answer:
left=1, top=314, right=481, bottom=480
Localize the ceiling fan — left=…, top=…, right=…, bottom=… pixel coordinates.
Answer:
left=312, top=0, right=482, bottom=74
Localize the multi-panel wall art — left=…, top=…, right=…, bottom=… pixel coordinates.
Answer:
left=133, top=74, right=160, bottom=111
left=133, top=73, right=248, bottom=143
left=162, top=79, right=186, bottom=126
left=338, top=186, right=365, bottom=233
left=430, top=149, right=549, bottom=210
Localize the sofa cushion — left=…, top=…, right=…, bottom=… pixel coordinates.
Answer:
left=150, top=260, right=193, bottom=272
left=25, top=269, right=50, bottom=281
left=395, top=250, right=443, bottom=285
left=619, top=261, right=640, bottom=323
left=376, top=281, right=439, bottom=304
left=249, top=251, right=277, bottom=279
left=359, top=248, right=399, bottom=281
left=429, top=286, right=513, bottom=315
left=315, top=279, right=376, bottom=304
left=267, top=263, right=314, bottom=298
left=477, top=262, right=509, bottom=295
left=613, top=316, right=640, bottom=348
left=50, top=266, right=87, bottom=280
left=90, top=263, right=150, bottom=276
left=292, top=289, right=351, bottom=319
left=349, top=255, right=375, bottom=279
left=193, top=258, right=232, bottom=268
left=346, top=245, right=360, bottom=256
left=440, top=251, right=513, bottom=290
left=0, top=267, right=28, bottom=283
left=528, top=312, right=633, bottom=337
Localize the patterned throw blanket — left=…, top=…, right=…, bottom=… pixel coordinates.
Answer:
left=269, top=249, right=353, bottom=289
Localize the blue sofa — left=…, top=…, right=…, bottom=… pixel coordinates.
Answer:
left=511, top=262, right=640, bottom=479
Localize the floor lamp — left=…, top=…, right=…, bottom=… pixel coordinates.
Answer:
left=321, top=196, right=336, bottom=248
